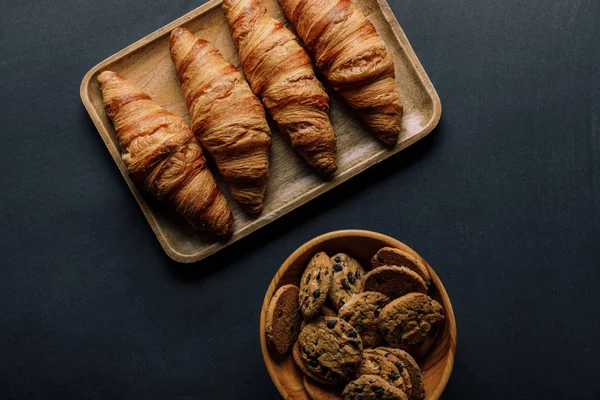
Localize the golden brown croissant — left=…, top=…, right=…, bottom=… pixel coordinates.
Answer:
left=169, top=27, right=272, bottom=215
left=97, top=71, right=233, bottom=236
left=278, top=0, right=403, bottom=145
left=222, top=0, right=337, bottom=176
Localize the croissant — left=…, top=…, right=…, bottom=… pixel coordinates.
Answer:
left=97, top=71, right=233, bottom=237
left=222, top=0, right=337, bottom=176
left=169, top=28, right=272, bottom=215
left=278, top=0, right=403, bottom=145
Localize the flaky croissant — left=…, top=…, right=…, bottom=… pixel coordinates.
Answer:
left=278, top=0, right=403, bottom=145
left=169, top=27, right=272, bottom=215
left=222, top=0, right=337, bottom=176
left=97, top=71, right=233, bottom=236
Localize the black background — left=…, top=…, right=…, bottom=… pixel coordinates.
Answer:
left=1, top=0, right=599, bottom=398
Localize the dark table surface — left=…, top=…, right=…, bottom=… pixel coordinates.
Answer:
left=2, top=0, right=599, bottom=398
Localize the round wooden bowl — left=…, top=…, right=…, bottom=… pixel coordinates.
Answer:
left=260, top=230, right=456, bottom=400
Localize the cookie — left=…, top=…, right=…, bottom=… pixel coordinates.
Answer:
left=329, top=253, right=365, bottom=310
left=293, top=341, right=334, bottom=385
left=378, top=348, right=424, bottom=400
left=363, top=266, right=427, bottom=300
left=266, top=284, right=302, bottom=355
left=301, top=305, right=338, bottom=331
left=378, top=293, right=444, bottom=349
left=356, top=349, right=407, bottom=392
left=297, top=317, right=363, bottom=382
left=343, top=375, right=408, bottom=400
left=304, top=376, right=344, bottom=400
left=338, top=292, right=390, bottom=347
left=371, top=247, right=431, bottom=285
left=300, top=252, right=333, bottom=320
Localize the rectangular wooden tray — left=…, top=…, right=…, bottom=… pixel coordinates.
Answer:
left=80, top=0, right=441, bottom=263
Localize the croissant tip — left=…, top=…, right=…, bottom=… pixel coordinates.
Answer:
left=97, top=70, right=119, bottom=84
left=170, top=27, right=186, bottom=43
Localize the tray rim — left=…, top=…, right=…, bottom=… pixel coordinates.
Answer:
left=80, top=0, right=442, bottom=263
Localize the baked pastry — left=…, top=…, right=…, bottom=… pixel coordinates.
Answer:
left=372, top=247, right=431, bottom=285
left=293, top=341, right=335, bottom=385
left=378, top=293, right=444, bottom=349
left=299, top=252, right=334, bottom=320
left=343, top=375, right=408, bottom=400
left=278, top=0, right=403, bottom=145
left=378, top=347, right=424, bottom=400
left=338, top=291, right=390, bottom=347
left=297, top=317, right=363, bottom=382
left=363, top=266, right=427, bottom=300
left=303, top=376, right=344, bottom=400
left=356, top=349, right=407, bottom=391
left=96, top=71, right=233, bottom=236
left=329, top=253, right=365, bottom=310
left=266, top=284, right=302, bottom=355
left=222, top=0, right=337, bottom=175
left=169, top=27, right=271, bottom=215
left=301, top=304, right=337, bottom=330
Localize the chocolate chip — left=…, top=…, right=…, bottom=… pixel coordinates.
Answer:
left=348, top=340, right=360, bottom=349
left=309, top=358, right=318, bottom=367
left=313, top=289, right=321, bottom=298
left=305, top=273, right=311, bottom=284
left=373, top=386, right=383, bottom=394
left=333, top=264, right=342, bottom=272
left=348, top=272, right=355, bottom=284
left=341, top=279, right=350, bottom=290
left=394, top=362, right=404, bottom=372
left=393, top=325, right=404, bottom=337
left=355, top=270, right=361, bottom=279
left=326, top=319, right=337, bottom=329
left=338, top=299, right=345, bottom=309
left=348, top=330, right=358, bottom=338
left=389, top=371, right=399, bottom=380
left=335, top=256, right=341, bottom=263
left=315, top=272, right=321, bottom=281
left=319, top=365, right=329, bottom=374
left=377, top=256, right=384, bottom=263
left=345, top=363, right=355, bottom=375
left=354, top=387, right=364, bottom=393
left=384, top=352, right=390, bottom=357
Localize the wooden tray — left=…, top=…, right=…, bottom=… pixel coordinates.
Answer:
left=80, top=0, right=441, bottom=263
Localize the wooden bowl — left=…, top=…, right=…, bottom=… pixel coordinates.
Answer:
left=260, top=230, right=456, bottom=399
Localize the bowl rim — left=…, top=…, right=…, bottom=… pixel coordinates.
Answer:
left=259, top=229, right=456, bottom=399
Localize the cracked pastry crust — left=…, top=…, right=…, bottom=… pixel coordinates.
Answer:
left=169, top=27, right=271, bottom=215
left=223, top=0, right=337, bottom=175
left=97, top=70, right=233, bottom=237
left=278, top=0, right=403, bottom=145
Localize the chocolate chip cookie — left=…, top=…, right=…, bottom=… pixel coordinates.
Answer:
left=304, top=376, right=344, bottom=400
left=363, top=266, right=427, bottom=300
left=371, top=247, right=431, bottom=285
left=297, top=317, right=363, bottom=382
left=378, top=293, right=444, bottom=349
left=266, top=284, right=302, bottom=355
left=338, top=292, right=390, bottom=347
left=293, top=341, right=334, bottom=385
left=301, top=305, right=338, bottom=331
left=343, top=375, right=408, bottom=400
left=379, top=347, right=424, bottom=400
left=356, top=349, right=407, bottom=392
left=329, top=253, right=365, bottom=310
left=300, top=252, right=333, bottom=320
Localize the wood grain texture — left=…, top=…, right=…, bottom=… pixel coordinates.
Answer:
left=80, top=0, right=441, bottom=263
left=259, top=230, right=456, bottom=400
